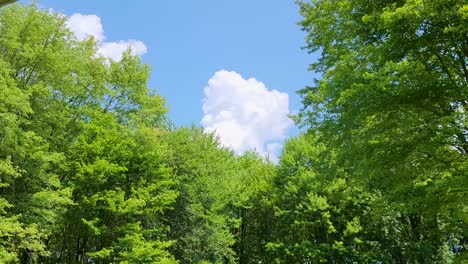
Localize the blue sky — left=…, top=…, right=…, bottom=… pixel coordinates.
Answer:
left=25, top=1, right=320, bottom=160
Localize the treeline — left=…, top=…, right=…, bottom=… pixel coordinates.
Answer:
left=0, top=2, right=466, bottom=264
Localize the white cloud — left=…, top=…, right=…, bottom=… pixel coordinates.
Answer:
left=202, top=70, right=293, bottom=161
left=98, top=40, right=147, bottom=61
left=66, top=13, right=147, bottom=61
left=66, top=14, right=104, bottom=43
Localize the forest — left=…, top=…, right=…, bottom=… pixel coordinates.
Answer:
left=0, top=1, right=467, bottom=263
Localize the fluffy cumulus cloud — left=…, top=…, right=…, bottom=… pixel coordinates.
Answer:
left=66, top=14, right=104, bottom=43
left=202, top=70, right=293, bottom=162
left=66, top=13, right=147, bottom=61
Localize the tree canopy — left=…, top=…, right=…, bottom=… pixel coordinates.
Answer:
left=0, top=2, right=467, bottom=263
left=293, top=0, right=468, bottom=262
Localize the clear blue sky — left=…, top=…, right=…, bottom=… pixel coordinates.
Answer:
left=23, top=0, right=320, bottom=158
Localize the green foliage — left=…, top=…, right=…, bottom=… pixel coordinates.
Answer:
left=0, top=4, right=77, bottom=261
left=229, top=152, right=276, bottom=264
left=266, top=133, right=376, bottom=263
left=295, top=0, right=468, bottom=261
left=165, top=127, right=238, bottom=263
left=3, top=1, right=465, bottom=263
left=0, top=4, right=175, bottom=263
left=62, top=114, right=177, bottom=263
